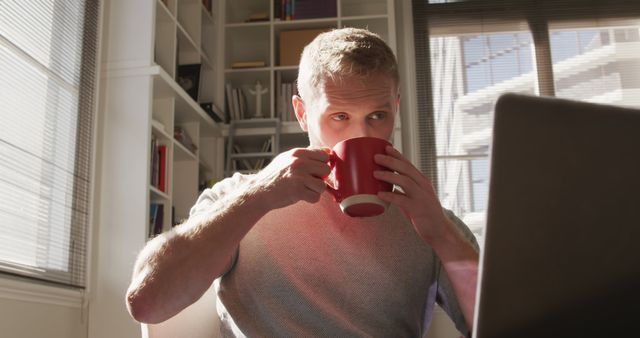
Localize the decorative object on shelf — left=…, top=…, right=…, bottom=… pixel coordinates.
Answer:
left=279, top=28, right=329, bottom=66
left=231, top=60, right=266, bottom=69
left=177, top=64, right=201, bottom=101
left=174, top=127, right=198, bottom=153
left=248, top=80, right=268, bottom=118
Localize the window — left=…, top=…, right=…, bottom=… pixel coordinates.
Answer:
left=0, top=0, right=99, bottom=287
left=412, top=0, right=640, bottom=242
left=550, top=21, right=640, bottom=105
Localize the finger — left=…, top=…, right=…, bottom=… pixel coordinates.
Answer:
left=373, top=170, right=416, bottom=195
left=303, top=177, right=327, bottom=194
left=375, top=146, right=428, bottom=186
left=377, top=190, right=411, bottom=207
left=301, top=187, right=323, bottom=204
left=294, top=147, right=330, bottom=162
left=288, top=159, right=330, bottom=179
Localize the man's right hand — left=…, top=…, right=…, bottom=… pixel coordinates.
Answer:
left=249, top=147, right=331, bottom=210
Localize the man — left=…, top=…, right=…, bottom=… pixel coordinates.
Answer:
left=127, top=28, right=479, bottom=337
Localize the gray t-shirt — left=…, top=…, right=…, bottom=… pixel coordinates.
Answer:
left=190, top=173, right=478, bottom=337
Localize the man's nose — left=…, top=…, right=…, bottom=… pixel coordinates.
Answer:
left=350, top=121, right=372, bottom=138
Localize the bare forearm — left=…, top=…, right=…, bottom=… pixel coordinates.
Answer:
left=431, top=221, right=479, bottom=330
left=126, top=182, right=269, bottom=324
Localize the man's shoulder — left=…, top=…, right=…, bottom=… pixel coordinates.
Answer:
left=443, top=208, right=480, bottom=251
left=189, top=172, right=254, bottom=217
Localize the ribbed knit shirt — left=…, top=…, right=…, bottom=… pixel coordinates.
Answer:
left=190, top=173, right=477, bottom=337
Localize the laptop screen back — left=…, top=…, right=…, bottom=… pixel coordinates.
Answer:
left=474, top=93, right=640, bottom=338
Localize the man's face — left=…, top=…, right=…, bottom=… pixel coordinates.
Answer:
left=294, top=74, right=399, bottom=149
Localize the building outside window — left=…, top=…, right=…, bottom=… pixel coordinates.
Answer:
left=415, top=1, right=640, bottom=243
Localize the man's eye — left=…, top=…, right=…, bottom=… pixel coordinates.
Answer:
left=369, top=112, right=387, bottom=120
left=331, top=113, right=348, bottom=121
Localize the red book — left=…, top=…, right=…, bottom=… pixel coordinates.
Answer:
left=158, top=145, right=167, bottom=192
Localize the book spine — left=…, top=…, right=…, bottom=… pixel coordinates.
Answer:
left=280, top=0, right=285, bottom=20
left=291, top=0, right=295, bottom=20
left=285, top=0, right=291, bottom=21
left=158, top=145, right=167, bottom=192
left=153, top=204, right=164, bottom=235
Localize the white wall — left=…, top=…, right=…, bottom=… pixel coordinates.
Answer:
left=0, top=276, right=86, bottom=338
left=0, top=298, right=85, bottom=338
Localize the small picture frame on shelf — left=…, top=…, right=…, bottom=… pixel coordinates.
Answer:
left=177, top=64, right=201, bottom=101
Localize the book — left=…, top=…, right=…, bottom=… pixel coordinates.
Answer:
left=275, top=72, right=282, bottom=119
left=158, top=144, right=167, bottom=192
left=231, top=88, right=241, bottom=121
left=231, top=60, right=266, bottom=69
left=238, top=88, right=247, bottom=119
left=254, top=138, right=273, bottom=170
left=149, top=203, right=164, bottom=236
left=150, top=136, right=158, bottom=187
left=225, top=83, right=235, bottom=122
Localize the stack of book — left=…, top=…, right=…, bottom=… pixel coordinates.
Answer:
left=225, top=84, right=248, bottom=121
left=275, top=74, right=297, bottom=122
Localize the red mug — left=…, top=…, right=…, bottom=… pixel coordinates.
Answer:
left=326, top=137, right=393, bottom=217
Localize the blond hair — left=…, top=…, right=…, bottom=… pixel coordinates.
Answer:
left=297, top=28, right=399, bottom=102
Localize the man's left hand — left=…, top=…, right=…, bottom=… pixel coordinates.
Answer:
left=373, top=145, right=455, bottom=245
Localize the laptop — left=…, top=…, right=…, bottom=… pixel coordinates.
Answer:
left=473, top=93, right=640, bottom=338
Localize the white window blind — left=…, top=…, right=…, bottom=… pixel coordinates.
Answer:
left=0, top=0, right=99, bottom=287
left=412, top=0, right=640, bottom=244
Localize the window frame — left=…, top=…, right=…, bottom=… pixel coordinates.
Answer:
left=0, top=0, right=101, bottom=289
left=412, top=0, right=640, bottom=192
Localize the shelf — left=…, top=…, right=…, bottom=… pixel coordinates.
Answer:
left=199, top=159, right=213, bottom=172
left=156, top=0, right=174, bottom=22
left=174, top=139, right=197, bottom=161
left=151, top=65, right=222, bottom=136
left=225, top=66, right=270, bottom=73
left=201, top=4, right=214, bottom=24
left=150, top=185, right=170, bottom=200
left=230, top=152, right=275, bottom=159
left=152, top=121, right=172, bottom=140
left=226, top=21, right=270, bottom=28
left=221, top=120, right=303, bottom=136
left=342, top=14, right=388, bottom=21
left=273, top=65, right=299, bottom=71
left=222, top=0, right=395, bottom=177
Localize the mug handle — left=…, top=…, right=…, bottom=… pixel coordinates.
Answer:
left=325, top=150, right=340, bottom=201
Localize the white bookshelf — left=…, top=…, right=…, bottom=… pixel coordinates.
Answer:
left=220, top=0, right=401, bottom=160
left=102, top=0, right=226, bottom=240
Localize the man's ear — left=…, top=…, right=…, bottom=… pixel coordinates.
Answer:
left=292, top=95, right=308, bottom=132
